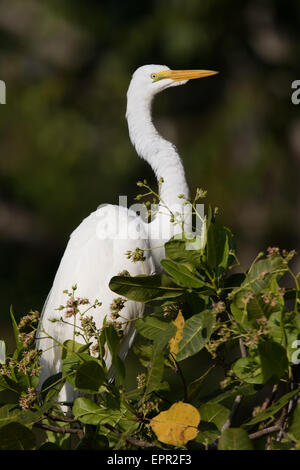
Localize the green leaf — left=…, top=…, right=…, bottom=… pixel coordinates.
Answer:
left=75, top=361, right=105, bottom=394
left=233, top=356, right=264, bottom=384
left=109, top=274, right=184, bottom=303
left=41, top=372, right=65, bottom=402
left=206, top=223, right=231, bottom=270
left=164, top=236, right=201, bottom=267
left=246, top=294, right=275, bottom=323
left=243, top=389, right=299, bottom=427
left=199, top=403, right=230, bottom=431
left=247, top=257, right=286, bottom=293
left=73, top=398, right=108, bottom=425
left=231, top=257, right=286, bottom=301
left=287, top=403, right=300, bottom=441
left=76, top=433, right=109, bottom=450
left=72, top=397, right=136, bottom=428
left=133, top=341, right=153, bottom=368
left=135, top=316, right=174, bottom=342
left=269, top=439, right=295, bottom=450
left=160, top=259, right=206, bottom=288
left=195, top=422, right=220, bottom=446
left=39, top=442, right=62, bottom=450
left=258, top=341, right=288, bottom=383
left=233, top=341, right=288, bottom=385
left=269, top=311, right=300, bottom=360
left=144, top=348, right=165, bottom=396
left=15, top=403, right=53, bottom=428
left=0, top=422, right=36, bottom=450
left=105, top=325, right=125, bottom=385
left=231, top=292, right=279, bottom=329
left=0, top=372, right=19, bottom=393
left=208, top=383, right=257, bottom=404
left=10, top=306, right=22, bottom=351
left=176, top=310, right=215, bottom=361
left=0, top=405, right=21, bottom=429
left=187, top=365, right=216, bottom=402
left=62, top=352, right=93, bottom=388
left=218, top=428, right=253, bottom=450
left=61, top=340, right=90, bottom=360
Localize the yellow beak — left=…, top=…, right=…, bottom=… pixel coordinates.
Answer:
left=152, top=69, right=218, bottom=82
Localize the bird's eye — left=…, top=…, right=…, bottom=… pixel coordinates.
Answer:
left=150, top=73, right=157, bottom=80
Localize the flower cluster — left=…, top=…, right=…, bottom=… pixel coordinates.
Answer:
left=19, top=330, right=35, bottom=349
left=261, top=287, right=285, bottom=307
left=17, top=349, right=42, bottom=376
left=19, top=387, right=37, bottom=411
left=81, top=315, right=97, bottom=340
left=140, top=398, right=161, bottom=416
left=118, top=270, right=131, bottom=277
left=212, top=301, right=226, bottom=315
left=110, top=297, right=126, bottom=320
left=125, top=247, right=146, bottom=263
left=1, top=348, right=42, bottom=378
left=61, top=294, right=91, bottom=318
left=266, top=246, right=297, bottom=264
left=244, top=316, right=272, bottom=347
left=242, top=291, right=254, bottom=305
left=137, top=372, right=146, bottom=389
left=106, top=320, right=124, bottom=338
left=17, top=310, right=40, bottom=349
left=266, top=246, right=281, bottom=258
left=219, top=370, right=235, bottom=390
left=18, top=310, right=40, bottom=331
left=194, top=187, right=207, bottom=200
left=162, top=303, right=181, bottom=318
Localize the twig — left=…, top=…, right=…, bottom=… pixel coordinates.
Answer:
left=103, top=423, right=159, bottom=449
left=171, top=354, right=188, bottom=402
left=38, top=415, right=160, bottom=449
left=276, top=376, right=299, bottom=442
left=261, top=384, right=278, bottom=411
left=221, top=339, right=247, bottom=432
left=45, top=413, right=77, bottom=423
left=38, top=411, right=160, bottom=449
left=246, top=384, right=279, bottom=436
left=239, top=338, right=247, bottom=359
left=34, top=422, right=84, bottom=440
left=221, top=395, right=243, bottom=432
left=249, top=425, right=281, bottom=440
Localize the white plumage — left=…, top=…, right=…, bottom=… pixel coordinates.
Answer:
left=36, top=64, right=217, bottom=403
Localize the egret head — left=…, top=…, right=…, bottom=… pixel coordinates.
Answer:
left=128, top=64, right=218, bottom=98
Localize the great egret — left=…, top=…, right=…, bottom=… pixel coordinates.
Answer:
left=36, top=64, right=217, bottom=404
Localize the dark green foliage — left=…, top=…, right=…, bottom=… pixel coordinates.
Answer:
left=1, top=212, right=300, bottom=449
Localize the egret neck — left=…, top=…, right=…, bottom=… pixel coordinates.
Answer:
left=126, top=86, right=191, bottom=267
left=126, top=90, right=189, bottom=208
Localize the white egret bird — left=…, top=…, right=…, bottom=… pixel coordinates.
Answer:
left=36, top=65, right=217, bottom=403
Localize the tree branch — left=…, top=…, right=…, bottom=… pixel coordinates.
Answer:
left=34, top=422, right=84, bottom=440
left=221, top=339, right=247, bottom=432
left=37, top=414, right=159, bottom=449
left=45, top=413, right=77, bottom=423
left=249, top=425, right=281, bottom=440
left=103, top=423, right=160, bottom=449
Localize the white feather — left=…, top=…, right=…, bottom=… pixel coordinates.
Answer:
left=37, top=64, right=194, bottom=405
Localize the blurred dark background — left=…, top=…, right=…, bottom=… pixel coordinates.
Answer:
left=0, top=0, right=299, bottom=344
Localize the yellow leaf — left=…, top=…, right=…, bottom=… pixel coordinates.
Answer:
left=169, top=310, right=185, bottom=360
left=150, top=401, right=200, bottom=445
